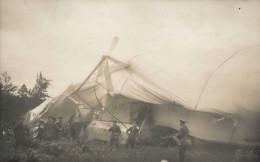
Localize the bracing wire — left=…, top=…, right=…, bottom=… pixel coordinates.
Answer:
left=194, top=45, right=260, bottom=110
left=93, top=63, right=128, bottom=129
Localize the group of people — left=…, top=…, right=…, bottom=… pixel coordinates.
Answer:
left=108, top=119, right=190, bottom=162
left=11, top=116, right=75, bottom=149
left=35, top=116, right=66, bottom=140
left=109, top=120, right=139, bottom=149
left=11, top=115, right=86, bottom=150
left=8, top=115, right=190, bottom=162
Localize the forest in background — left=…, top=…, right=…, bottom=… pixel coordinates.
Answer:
left=0, top=72, right=51, bottom=124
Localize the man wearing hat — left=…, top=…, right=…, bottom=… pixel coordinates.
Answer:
left=45, top=116, right=58, bottom=140
left=176, top=119, right=190, bottom=162
left=36, top=120, right=45, bottom=140
left=56, top=117, right=65, bottom=138
left=108, top=120, right=121, bottom=149
left=14, top=117, right=29, bottom=150
left=126, top=122, right=139, bottom=149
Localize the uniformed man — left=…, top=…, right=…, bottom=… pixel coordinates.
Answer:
left=126, top=122, right=139, bottom=149
left=176, top=119, right=190, bottom=162
left=108, top=120, right=121, bottom=149
left=36, top=121, right=45, bottom=140
left=79, top=125, right=88, bottom=144
left=56, top=117, right=65, bottom=138
left=70, top=123, right=78, bottom=141
left=14, top=117, right=29, bottom=150
left=44, top=116, right=58, bottom=140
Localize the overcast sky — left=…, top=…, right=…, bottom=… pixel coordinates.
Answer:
left=1, top=0, right=259, bottom=97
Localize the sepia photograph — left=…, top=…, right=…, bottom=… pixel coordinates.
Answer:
left=0, top=0, right=260, bottom=162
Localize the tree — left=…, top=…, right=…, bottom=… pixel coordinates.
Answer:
left=31, top=72, right=51, bottom=100
left=17, top=84, right=31, bottom=98
left=0, top=71, right=51, bottom=124
left=0, top=72, right=18, bottom=95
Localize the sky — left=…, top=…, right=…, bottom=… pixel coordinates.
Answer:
left=1, top=0, right=260, bottom=97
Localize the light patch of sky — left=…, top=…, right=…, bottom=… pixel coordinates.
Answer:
left=1, top=0, right=259, bottom=97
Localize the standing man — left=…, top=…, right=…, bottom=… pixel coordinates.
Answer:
left=56, top=117, right=65, bottom=138
left=36, top=121, right=45, bottom=140
left=108, top=120, right=121, bottom=149
left=14, top=117, right=29, bottom=150
left=126, top=122, right=139, bottom=149
left=176, top=119, right=190, bottom=162
left=44, top=116, right=58, bottom=140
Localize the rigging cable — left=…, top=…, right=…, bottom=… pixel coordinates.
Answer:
left=194, top=45, right=260, bottom=110
left=93, top=61, right=128, bottom=129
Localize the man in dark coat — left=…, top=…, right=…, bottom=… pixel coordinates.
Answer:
left=126, top=122, right=139, bottom=149
left=44, top=116, right=58, bottom=140
left=14, top=118, right=29, bottom=150
left=36, top=121, right=45, bottom=140
left=108, top=120, right=121, bottom=149
left=176, top=119, right=190, bottom=162
left=56, top=117, right=65, bottom=138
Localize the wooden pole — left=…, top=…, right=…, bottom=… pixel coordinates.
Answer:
left=75, top=57, right=105, bottom=93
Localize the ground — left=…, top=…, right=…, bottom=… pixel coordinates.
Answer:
left=0, top=138, right=259, bottom=162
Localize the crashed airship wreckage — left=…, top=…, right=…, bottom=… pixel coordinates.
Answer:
left=25, top=37, right=260, bottom=146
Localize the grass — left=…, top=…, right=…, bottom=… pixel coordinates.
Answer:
left=0, top=139, right=259, bottom=162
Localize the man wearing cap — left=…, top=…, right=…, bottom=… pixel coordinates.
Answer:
left=126, top=122, right=139, bottom=149
left=14, top=117, right=29, bottom=150
left=56, top=117, right=65, bottom=138
left=36, top=121, right=45, bottom=140
left=108, top=120, right=121, bottom=149
left=45, top=116, right=58, bottom=140
left=176, top=119, right=190, bottom=162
